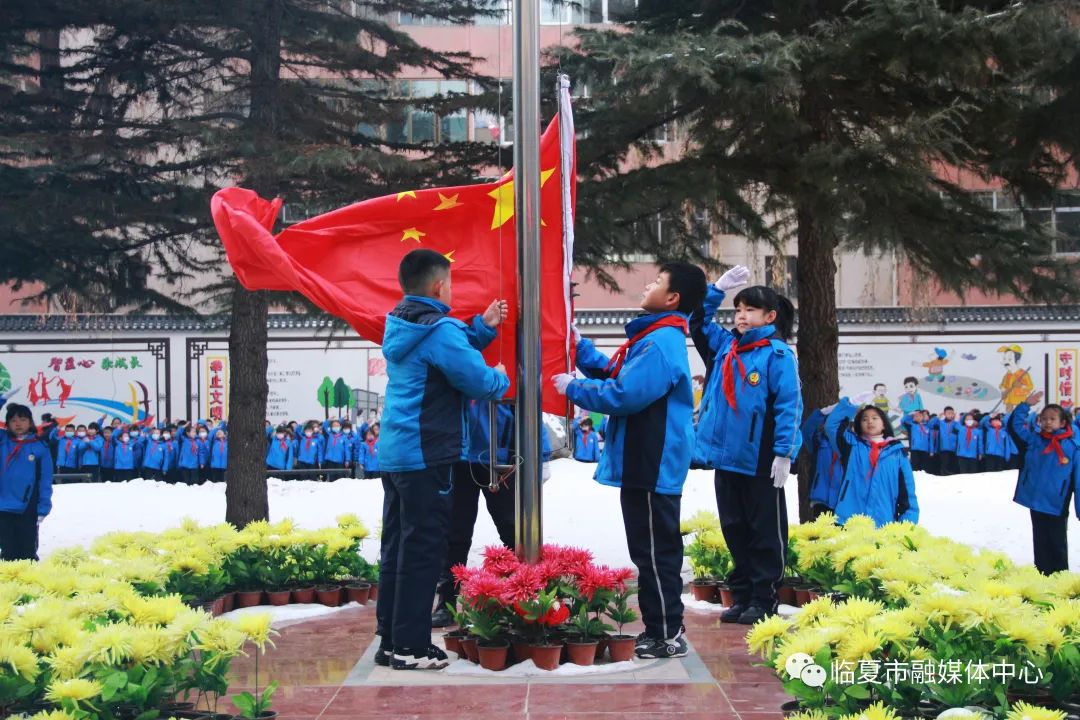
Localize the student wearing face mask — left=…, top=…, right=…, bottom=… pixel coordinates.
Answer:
left=980, top=412, right=1010, bottom=472
left=0, top=404, right=53, bottom=561
left=323, top=420, right=351, bottom=479
left=141, top=428, right=170, bottom=482
left=100, top=425, right=116, bottom=482
left=823, top=398, right=919, bottom=529
left=210, top=428, right=228, bottom=482
left=161, top=427, right=180, bottom=483
left=54, top=424, right=80, bottom=475
left=266, top=426, right=295, bottom=472
left=77, top=423, right=105, bottom=483
left=195, top=425, right=212, bottom=482
left=177, top=426, right=204, bottom=485
left=294, top=422, right=324, bottom=473
left=955, top=413, right=983, bottom=475
left=1008, top=392, right=1079, bottom=574
left=113, top=429, right=139, bottom=481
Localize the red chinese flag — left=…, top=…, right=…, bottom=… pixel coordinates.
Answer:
left=211, top=116, right=575, bottom=414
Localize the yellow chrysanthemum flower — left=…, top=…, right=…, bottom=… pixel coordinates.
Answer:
left=124, top=594, right=189, bottom=627
left=836, top=629, right=882, bottom=663
left=1005, top=701, right=1067, bottom=720
left=232, top=613, right=277, bottom=652
left=0, top=640, right=40, bottom=680
left=774, top=630, right=831, bottom=674
left=869, top=612, right=917, bottom=645
left=840, top=701, right=898, bottom=720
left=130, top=626, right=184, bottom=665
left=46, top=678, right=103, bottom=704
left=745, top=614, right=793, bottom=658
left=680, top=510, right=722, bottom=535
left=787, top=711, right=831, bottom=720
left=195, top=619, right=247, bottom=657
left=46, top=646, right=90, bottom=682
left=793, top=596, right=836, bottom=629
left=84, top=624, right=134, bottom=666
left=29, top=710, right=80, bottom=720
left=833, top=598, right=885, bottom=626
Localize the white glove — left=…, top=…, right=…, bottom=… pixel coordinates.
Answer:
left=820, top=403, right=838, bottom=415
left=552, top=374, right=575, bottom=396
left=715, top=265, right=751, bottom=292
left=1, top=386, right=22, bottom=402
left=771, top=457, right=791, bottom=489
left=570, top=323, right=581, bottom=344
left=37, top=516, right=45, bottom=527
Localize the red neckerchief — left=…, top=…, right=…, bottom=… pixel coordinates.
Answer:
left=103, top=438, right=110, bottom=452
left=604, top=315, right=688, bottom=379
left=917, top=424, right=928, bottom=437
left=721, top=338, right=772, bottom=409
left=868, top=439, right=889, bottom=471
left=829, top=451, right=840, bottom=477
left=581, top=428, right=590, bottom=444
left=965, top=425, right=975, bottom=443
left=64, top=438, right=73, bottom=455
left=1040, top=426, right=1074, bottom=465
left=218, top=439, right=226, bottom=452
left=991, top=424, right=1002, bottom=442
left=189, top=438, right=198, bottom=454
left=366, top=439, right=377, bottom=453
left=4, top=437, right=36, bottom=470
left=278, top=438, right=289, bottom=453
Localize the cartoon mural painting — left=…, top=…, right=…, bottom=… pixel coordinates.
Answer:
left=898, top=377, right=925, bottom=414
left=998, top=344, right=1033, bottom=412
left=922, top=347, right=950, bottom=380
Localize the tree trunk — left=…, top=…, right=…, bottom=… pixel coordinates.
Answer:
left=225, top=283, right=271, bottom=527
left=225, top=0, right=284, bottom=528
left=794, top=206, right=840, bottom=523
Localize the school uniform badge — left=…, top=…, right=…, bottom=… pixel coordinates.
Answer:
left=28, top=454, right=35, bottom=462
left=747, top=371, right=761, bottom=387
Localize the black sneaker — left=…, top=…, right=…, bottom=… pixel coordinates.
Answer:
left=431, top=606, right=454, bottom=628
left=635, top=627, right=688, bottom=659
left=720, top=603, right=749, bottom=623
left=391, top=644, right=450, bottom=670
left=737, top=604, right=778, bottom=625
left=374, top=646, right=393, bottom=667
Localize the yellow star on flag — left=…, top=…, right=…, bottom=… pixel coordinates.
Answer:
left=434, top=193, right=463, bottom=211
left=396, top=190, right=417, bottom=201
left=488, top=168, right=557, bottom=230
left=443, top=250, right=456, bottom=263
left=401, top=227, right=426, bottom=243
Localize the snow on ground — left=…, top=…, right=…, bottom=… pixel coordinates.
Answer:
left=219, top=602, right=366, bottom=629
left=39, top=459, right=1080, bottom=570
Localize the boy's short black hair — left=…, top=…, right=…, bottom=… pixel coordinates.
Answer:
left=943, top=406, right=954, bottom=412
left=399, top=249, right=451, bottom=296
left=903, top=376, right=918, bottom=386
left=581, top=417, right=593, bottom=427
left=874, top=383, right=886, bottom=391
left=658, top=261, right=707, bottom=315
left=88, top=422, right=99, bottom=431
left=65, top=423, right=75, bottom=430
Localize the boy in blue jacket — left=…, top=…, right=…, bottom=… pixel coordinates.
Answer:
left=377, top=249, right=510, bottom=670
left=141, top=428, right=171, bottom=482
left=572, top=416, right=601, bottom=462
left=100, top=425, right=116, bottom=482
left=690, top=268, right=802, bottom=626
left=980, top=413, right=1010, bottom=472
left=801, top=409, right=842, bottom=519
left=323, top=419, right=352, bottom=479
left=955, top=412, right=982, bottom=474
left=0, top=403, right=53, bottom=560
left=295, top=422, right=324, bottom=473
left=930, top=407, right=961, bottom=475
left=901, top=410, right=934, bottom=472
left=54, top=424, right=80, bottom=474
left=209, top=428, right=228, bottom=483
left=357, top=429, right=380, bottom=479
left=1008, top=392, right=1078, bottom=574
left=176, top=425, right=204, bottom=485
left=112, top=429, right=140, bottom=481
left=266, top=426, right=294, bottom=472
left=824, top=399, right=919, bottom=528
left=553, top=261, right=706, bottom=658
left=78, top=423, right=105, bottom=483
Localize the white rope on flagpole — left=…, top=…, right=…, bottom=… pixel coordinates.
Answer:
left=557, top=73, right=575, bottom=364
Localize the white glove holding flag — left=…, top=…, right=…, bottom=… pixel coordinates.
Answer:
left=1, top=386, right=23, bottom=402
left=820, top=403, right=838, bottom=415
left=715, top=265, right=751, bottom=292
left=552, top=374, right=575, bottom=396
left=771, top=457, right=791, bottom=489
left=570, top=323, right=581, bottom=344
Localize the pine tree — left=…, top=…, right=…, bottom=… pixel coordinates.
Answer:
left=556, top=0, right=1080, bottom=518
left=2, top=0, right=496, bottom=525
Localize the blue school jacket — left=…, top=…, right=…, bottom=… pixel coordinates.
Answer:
left=266, top=436, right=294, bottom=470
left=100, top=436, right=116, bottom=468
left=210, top=438, right=228, bottom=469
left=931, top=418, right=961, bottom=452
left=463, top=401, right=552, bottom=465
left=956, top=426, right=982, bottom=460
left=78, top=435, right=105, bottom=467
left=55, top=434, right=80, bottom=468
left=141, top=439, right=171, bottom=471
left=1009, top=404, right=1080, bottom=517
left=827, top=398, right=919, bottom=527
left=358, top=439, right=380, bottom=472
left=573, top=421, right=601, bottom=463
left=379, top=296, right=510, bottom=472
left=566, top=311, right=695, bottom=496
left=802, top=409, right=843, bottom=509
left=294, top=435, right=324, bottom=465
left=902, top=415, right=934, bottom=454
left=691, top=287, right=802, bottom=477
left=323, top=432, right=351, bottom=464
left=176, top=436, right=205, bottom=469
left=112, top=440, right=139, bottom=471
left=0, top=431, right=53, bottom=516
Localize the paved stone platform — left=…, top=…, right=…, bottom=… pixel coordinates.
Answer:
left=223, top=604, right=793, bottom=719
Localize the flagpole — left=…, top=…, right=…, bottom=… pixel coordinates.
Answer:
left=513, top=0, right=543, bottom=563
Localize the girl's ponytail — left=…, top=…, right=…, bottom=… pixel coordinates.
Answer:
left=774, top=295, right=795, bottom=341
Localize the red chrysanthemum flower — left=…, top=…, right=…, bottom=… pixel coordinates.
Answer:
left=481, top=545, right=520, bottom=576
left=609, top=567, right=636, bottom=591
left=500, top=564, right=545, bottom=604
left=460, top=570, right=507, bottom=605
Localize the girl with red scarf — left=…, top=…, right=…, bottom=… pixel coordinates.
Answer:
left=1008, top=392, right=1079, bottom=574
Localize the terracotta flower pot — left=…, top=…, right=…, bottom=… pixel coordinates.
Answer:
left=807, top=588, right=822, bottom=602
left=566, top=639, right=599, bottom=666
left=718, top=584, right=735, bottom=607
left=689, top=580, right=718, bottom=602
left=607, top=634, right=636, bottom=663
left=235, top=590, right=264, bottom=608
left=367, top=582, right=379, bottom=601
left=221, top=592, right=235, bottom=613
left=777, top=582, right=797, bottom=606
left=443, top=631, right=466, bottom=656
left=316, top=586, right=342, bottom=607
left=291, top=587, right=316, bottom=604
left=1007, top=690, right=1054, bottom=708
left=266, top=590, right=291, bottom=606
left=159, top=702, right=195, bottom=713
left=793, top=587, right=811, bottom=607
left=530, top=642, right=563, bottom=671
left=511, top=639, right=532, bottom=664
left=477, top=640, right=509, bottom=671
left=346, top=583, right=371, bottom=604
left=460, top=636, right=479, bottom=664
left=781, top=699, right=802, bottom=715
left=211, top=596, right=226, bottom=616
left=594, top=635, right=609, bottom=661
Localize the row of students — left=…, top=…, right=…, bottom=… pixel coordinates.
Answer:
left=902, top=408, right=1019, bottom=474
left=265, top=419, right=381, bottom=477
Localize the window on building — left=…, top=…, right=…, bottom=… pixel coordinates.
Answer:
left=766, top=255, right=797, bottom=299
left=368, top=79, right=469, bottom=144
left=973, top=189, right=1080, bottom=255
left=542, top=0, right=603, bottom=24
